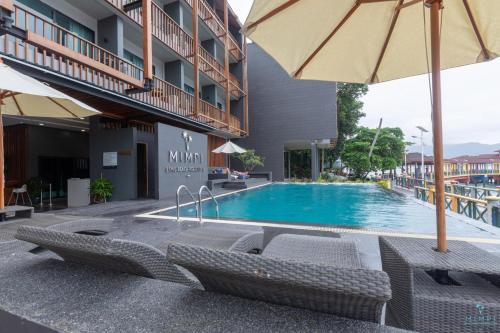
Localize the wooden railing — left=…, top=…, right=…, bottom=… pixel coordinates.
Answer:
left=199, top=100, right=226, bottom=129
left=1, top=5, right=244, bottom=135
left=12, top=5, right=144, bottom=86
left=228, top=34, right=243, bottom=61
left=137, top=76, right=195, bottom=118
left=184, top=0, right=243, bottom=60
left=152, top=2, right=193, bottom=59
left=115, top=1, right=243, bottom=97
left=198, top=46, right=225, bottom=84
left=229, top=73, right=244, bottom=99
left=229, top=114, right=242, bottom=134
left=415, top=186, right=489, bottom=223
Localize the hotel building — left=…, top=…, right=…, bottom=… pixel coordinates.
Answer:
left=0, top=0, right=248, bottom=200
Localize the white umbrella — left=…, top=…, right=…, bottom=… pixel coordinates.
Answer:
left=212, top=141, right=247, bottom=170
left=0, top=57, right=101, bottom=208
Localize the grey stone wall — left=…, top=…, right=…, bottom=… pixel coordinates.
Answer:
left=154, top=123, right=208, bottom=199
left=97, top=15, right=123, bottom=58
left=237, top=44, right=338, bottom=181
left=89, top=118, right=137, bottom=201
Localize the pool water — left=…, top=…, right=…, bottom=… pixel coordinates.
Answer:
left=171, top=183, right=498, bottom=237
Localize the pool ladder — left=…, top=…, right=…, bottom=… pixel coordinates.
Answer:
left=176, top=185, right=220, bottom=223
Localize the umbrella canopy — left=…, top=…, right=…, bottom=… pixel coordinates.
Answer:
left=0, top=58, right=100, bottom=209
left=212, top=141, right=247, bottom=154
left=0, top=62, right=100, bottom=117
left=243, top=1, right=500, bottom=84
left=243, top=0, right=500, bottom=252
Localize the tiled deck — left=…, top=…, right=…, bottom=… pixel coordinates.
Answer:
left=0, top=179, right=498, bottom=332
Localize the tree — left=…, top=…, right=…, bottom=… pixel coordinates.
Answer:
left=325, top=83, right=368, bottom=165
left=236, top=150, right=265, bottom=171
left=341, top=127, right=405, bottom=179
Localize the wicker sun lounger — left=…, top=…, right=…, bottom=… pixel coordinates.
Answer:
left=15, top=225, right=200, bottom=287
left=168, top=234, right=392, bottom=323
left=14, top=224, right=264, bottom=288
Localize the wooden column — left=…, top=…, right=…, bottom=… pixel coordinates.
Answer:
left=0, top=0, right=14, bottom=11
left=429, top=0, right=447, bottom=252
left=223, top=0, right=230, bottom=127
left=243, top=39, right=249, bottom=134
left=0, top=98, right=4, bottom=209
left=192, top=0, right=200, bottom=116
left=142, top=0, right=153, bottom=82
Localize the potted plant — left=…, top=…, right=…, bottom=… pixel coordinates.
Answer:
left=90, top=177, right=114, bottom=203
left=26, top=177, right=43, bottom=204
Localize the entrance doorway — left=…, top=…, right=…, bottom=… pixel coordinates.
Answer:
left=137, top=143, right=148, bottom=198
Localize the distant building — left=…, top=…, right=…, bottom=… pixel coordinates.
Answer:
left=445, top=150, right=500, bottom=176
left=405, top=151, right=500, bottom=179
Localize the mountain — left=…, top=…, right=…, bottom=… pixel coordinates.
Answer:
left=408, top=142, right=500, bottom=158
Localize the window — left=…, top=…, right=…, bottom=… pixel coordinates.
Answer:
left=124, top=50, right=143, bottom=68
left=217, top=102, right=223, bottom=110
left=123, top=50, right=156, bottom=75
left=54, top=12, right=94, bottom=43
left=184, top=84, right=195, bottom=95
left=17, top=0, right=95, bottom=43
left=17, top=0, right=52, bottom=19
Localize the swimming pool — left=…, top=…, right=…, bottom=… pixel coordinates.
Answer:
left=161, top=183, right=499, bottom=238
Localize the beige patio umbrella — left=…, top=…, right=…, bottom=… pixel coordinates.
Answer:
left=243, top=0, right=500, bottom=252
left=0, top=57, right=101, bottom=209
left=212, top=140, right=247, bottom=170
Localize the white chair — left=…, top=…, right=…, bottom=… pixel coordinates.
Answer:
left=8, top=184, right=33, bottom=206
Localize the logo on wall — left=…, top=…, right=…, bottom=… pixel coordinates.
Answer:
left=182, top=131, right=193, bottom=151
left=166, top=130, right=204, bottom=173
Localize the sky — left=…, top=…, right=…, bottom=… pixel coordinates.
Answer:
left=228, top=0, right=499, bottom=146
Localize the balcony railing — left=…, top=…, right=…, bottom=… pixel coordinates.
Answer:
left=1, top=5, right=244, bottom=136
left=152, top=2, right=193, bottom=59
left=106, top=0, right=243, bottom=97
left=228, top=34, right=243, bottom=61
left=198, top=46, right=225, bottom=85
left=12, top=5, right=144, bottom=86
left=183, top=0, right=244, bottom=62
left=229, top=73, right=244, bottom=99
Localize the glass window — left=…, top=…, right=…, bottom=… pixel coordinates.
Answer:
left=184, top=84, right=195, bottom=95
left=17, top=0, right=52, bottom=19
left=53, top=11, right=94, bottom=43
left=123, top=50, right=144, bottom=68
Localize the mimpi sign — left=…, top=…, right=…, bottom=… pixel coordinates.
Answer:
left=166, top=131, right=204, bottom=173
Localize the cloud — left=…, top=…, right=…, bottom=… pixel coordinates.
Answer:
left=231, top=0, right=500, bottom=145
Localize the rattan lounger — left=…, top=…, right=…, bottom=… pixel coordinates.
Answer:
left=16, top=225, right=200, bottom=287
left=167, top=234, right=392, bottom=323
left=15, top=224, right=264, bottom=288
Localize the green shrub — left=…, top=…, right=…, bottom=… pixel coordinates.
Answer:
left=26, top=177, right=43, bottom=201
left=90, top=177, right=114, bottom=203
left=377, top=180, right=390, bottom=189
left=235, top=150, right=265, bottom=172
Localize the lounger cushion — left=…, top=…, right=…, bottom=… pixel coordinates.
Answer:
left=263, top=234, right=363, bottom=268
left=158, top=225, right=263, bottom=253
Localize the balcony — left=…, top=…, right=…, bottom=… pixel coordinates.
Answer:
left=0, top=5, right=245, bottom=136
left=187, top=0, right=244, bottom=62
left=107, top=0, right=243, bottom=99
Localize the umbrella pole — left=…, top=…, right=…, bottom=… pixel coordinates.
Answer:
left=429, top=0, right=447, bottom=252
left=0, top=101, right=4, bottom=209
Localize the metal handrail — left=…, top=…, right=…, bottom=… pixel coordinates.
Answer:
left=176, top=185, right=199, bottom=221
left=198, top=185, right=220, bottom=223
